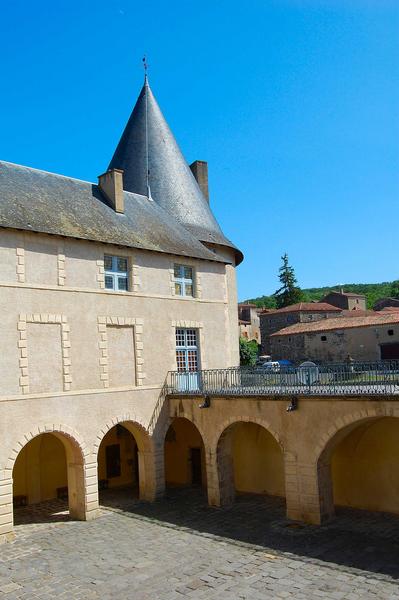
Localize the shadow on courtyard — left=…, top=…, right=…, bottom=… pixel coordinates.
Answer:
left=14, top=487, right=399, bottom=579
left=101, top=487, right=399, bottom=580
left=14, top=498, right=70, bottom=534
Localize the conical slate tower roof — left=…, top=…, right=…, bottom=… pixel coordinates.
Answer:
left=108, top=78, right=242, bottom=263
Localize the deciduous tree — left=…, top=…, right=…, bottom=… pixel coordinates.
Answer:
left=239, top=337, right=258, bottom=366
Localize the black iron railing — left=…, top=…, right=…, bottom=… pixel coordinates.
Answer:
left=166, top=361, right=399, bottom=397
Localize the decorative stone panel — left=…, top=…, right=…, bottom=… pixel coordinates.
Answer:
left=18, top=314, right=71, bottom=394
left=16, top=247, right=25, bottom=283
left=171, top=320, right=204, bottom=329
left=97, top=316, right=145, bottom=388
left=131, top=262, right=141, bottom=292
left=195, top=271, right=202, bottom=299
left=168, top=266, right=175, bottom=296
left=96, top=259, right=105, bottom=289
left=57, top=242, right=66, bottom=286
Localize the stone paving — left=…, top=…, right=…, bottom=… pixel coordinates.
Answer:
left=2, top=488, right=399, bottom=599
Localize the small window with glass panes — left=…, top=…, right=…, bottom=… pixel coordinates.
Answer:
left=173, top=264, right=194, bottom=297
left=104, top=255, right=129, bottom=291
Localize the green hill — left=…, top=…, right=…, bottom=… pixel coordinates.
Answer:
left=244, top=281, right=397, bottom=310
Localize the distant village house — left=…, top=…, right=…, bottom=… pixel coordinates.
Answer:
left=238, top=303, right=260, bottom=343
left=321, top=289, right=366, bottom=311
left=270, top=313, right=399, bottom=363
left=259, top=302, right=341, bottom=355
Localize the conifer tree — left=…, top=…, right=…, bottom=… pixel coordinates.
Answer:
left=273, top=253, right=303, bottom=308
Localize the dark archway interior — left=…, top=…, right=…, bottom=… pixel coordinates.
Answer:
left=164, top=418, right=207, bottom=489
left=331, top=417, right=399, bottom=514
left=98, top=424, right=139, bottom=506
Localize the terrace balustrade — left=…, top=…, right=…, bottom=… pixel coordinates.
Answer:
left=166, top=361, right=399, bottom=397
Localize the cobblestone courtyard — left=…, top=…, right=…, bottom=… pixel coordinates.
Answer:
left=2, top=489, right=399, bottom=599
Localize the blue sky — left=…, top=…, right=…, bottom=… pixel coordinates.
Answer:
left=1, top=1, right=398, bottom=300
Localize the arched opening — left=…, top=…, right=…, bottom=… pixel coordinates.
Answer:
left=164, top=418, right=207, bottom=491
left=323, top=417, right=399, bottom=517
left=12, top=431, right=85, bottom=528
left=217, top=422, right=285, bottom=507
left=97, top=421, right=151, bottom=508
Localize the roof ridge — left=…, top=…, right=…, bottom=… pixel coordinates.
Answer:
left=0, top=160, right=96, bottom=186
left=265, top=301, right=341, bottom=314
left=0, top=160, right=155, bottom=203
left=272, top=312, right=399, bottom=336
left=0, top=160, right=226, bottom=263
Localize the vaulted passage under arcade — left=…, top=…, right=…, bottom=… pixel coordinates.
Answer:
left=12, top=432, right=85, bottom=528
left=164, top=418, right=207, bottom=490
left=217, top=422, right=285, bottom=505
left=97, top=424, right=139, bottom=505
left=330, top=417, right=399, bottom=515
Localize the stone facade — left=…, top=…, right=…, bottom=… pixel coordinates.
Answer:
left=0, top=226, right=239, bottom=541
left=167, top=396, right=399, bottom=525
left=321, top=290, right=366, bottom=311
left=271, top=319, right=399, bottom=363
left=238, top=303, right=260, bottom=343
left=2, top=231, right=399, bottom=542
left=260, top=303, right=340, bottom=356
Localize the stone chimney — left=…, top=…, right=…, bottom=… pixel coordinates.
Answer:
left=98, top=168, right=124, bottom=213
left=190, top=160, right=209, bottom=203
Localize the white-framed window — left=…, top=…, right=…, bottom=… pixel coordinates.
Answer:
left=174, top=264, right=194, bottom=297
left=175, top=328, right=199, bottom=372
left=104, top=255, right=129, bottom=291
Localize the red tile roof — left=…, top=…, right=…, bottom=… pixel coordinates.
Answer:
left=340, top=309, right=376, bottom=318
left=271, top=313, right=399, bottom=337
left=263, top=302, right=341, bottom=316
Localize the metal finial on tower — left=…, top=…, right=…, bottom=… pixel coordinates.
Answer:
left=142, top=55, right=148, bottom=84
left=142, top=55, right=151, bottom=199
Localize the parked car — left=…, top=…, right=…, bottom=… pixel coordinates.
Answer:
left=256, top=361, right=280, bottom=373
left=256, top=355, right=271, bottom=366
left=277, top=359, right=293, bottom=367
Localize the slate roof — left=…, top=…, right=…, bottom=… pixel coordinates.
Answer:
left=262, top=302, right=341, bottom=316
left=271, top=313, right=399, bottom=337
left=108, top=79, right=242, bottom=264
left=0, top=161, right=227, bottom=263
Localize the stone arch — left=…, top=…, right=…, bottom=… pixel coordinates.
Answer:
left=5, top=423, right=87, bottom=475
left=314, top=406, right=399, bottom=522
left=211, top=416, right=283, bottom=455
left=93, top=414, right=152, bottom=457
left=94, top=415, right=159, bottom=502
left=164, top=416, right=208, bottom=490
left=7, top=424, right=89, bottom=531
left=212, top=417, right=284, bottom=507
left=162, top=413, right=207, bottom=447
